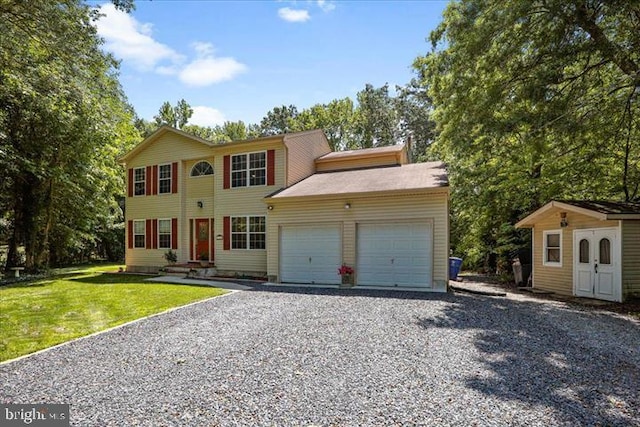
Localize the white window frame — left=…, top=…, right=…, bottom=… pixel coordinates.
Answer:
left=231, top=151, right=266, bottom=188
left=158, top=218, right=172, bottom=249
left=134, top=167, right=146, bottom=196
left=158, top=163, right=172, bottom=194
left=133, top=220, right=146, bottom=248
left=543, top=229, right=562, bottom=267
left=231, top=215, right=266, bottom=250
left=190, top=161, right=214, bottom=177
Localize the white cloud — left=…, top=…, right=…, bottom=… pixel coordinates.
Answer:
left=278, top=7, right=311, bottom=22
left=95, top=4, right=183, bottom=71
left=189, top=106, right=226, bottom=127
left=316, top=0, right=336, bottom=12
left=95, top=6, right=246, bottom=87
left=178, top=42, right=247, bottom=87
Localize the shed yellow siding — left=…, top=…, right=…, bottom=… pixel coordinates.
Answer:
left=315, top=154, right=401, bottom=172
left=266, top=191, right=449, bottom=290
left=532, top=208, right=618, bottom=296
left=283, top=131, right=331, bottom=186
left=622, top=220, right=640, bottom=297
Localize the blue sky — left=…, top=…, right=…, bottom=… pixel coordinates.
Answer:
left=94, top=1, right=449, bottom=127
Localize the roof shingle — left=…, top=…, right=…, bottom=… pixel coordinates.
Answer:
left=269, top=162, right=448, bottom=199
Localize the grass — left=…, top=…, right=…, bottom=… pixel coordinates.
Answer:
left=0, top=264, right=227, bottom=362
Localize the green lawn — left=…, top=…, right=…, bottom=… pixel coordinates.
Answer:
left=0, top=264, right=226, bottom=362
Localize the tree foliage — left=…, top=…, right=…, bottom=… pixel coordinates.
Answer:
left=415, top=0, right=640, bottom=269
left=153, top=99, right=193, bottom=129
left=0, top=0, right=138, bottom=270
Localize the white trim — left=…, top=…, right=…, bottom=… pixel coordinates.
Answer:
left=190, top=160, right=214, bottom=177
left=572, top=226, right=621, bottom=302
left=231, top=150, right=267, bottom=188
left=133, top=166, right=146, bottom=197
left=157, top=218, right=172, bottom=249
left=542, top=229, right=563, bottom=267
left=133, top=219, right=146, bottom=249
left=157, top=163, right=172, bottom=195
left=230, top=215, right=266, bottom=250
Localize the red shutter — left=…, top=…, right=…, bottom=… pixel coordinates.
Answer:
left=152, top=165, right=158, bottom=195
left=189, top=219, right=194, bottom=260
left=171, top=218, right=178, bottom=249
left=127, top=169, right=133, bottom=197
left=223, top=155, right=230, bottom=189
left=171, top=162, right=178, bottom=193
left=145, top=219, right=152, bottom=249
left=145, top=166, right=152, bottom=195
left=223, top=216, right=230, bottom=250
left=127, top=220, right=133, bottom=249
left=152, top=219, right=158, bottom=249
left=267, top=149, right=275, bottom=185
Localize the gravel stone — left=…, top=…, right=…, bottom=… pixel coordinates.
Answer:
left=1, top=286, right=638, bottom=426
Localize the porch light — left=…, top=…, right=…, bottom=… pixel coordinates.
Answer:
left=216, top=234, right=223, bottom=240
left=197, top=200, right=204, bottom=208
left=560, top=212, right=568, bottom=228
left=344, top=203, right=351, bottom=209
left=267, top=205, right=274, bottom=211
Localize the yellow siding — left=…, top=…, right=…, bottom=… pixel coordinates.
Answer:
left=283, top=132, right=331, bottom=186
left=531, top=208, right=618, bottom=296
left=212, top=143, right=285, bottom=274
left=125, top=134, right=214, bottom=270
left=315, top=154, right=401, bottom=172
left=184, top=157, right=216, bottom=261
left=266, top=191, right=449, bottom=290
left=622, top=220, right=640, bottom=298
left=126, top=133, right=212, bottom=169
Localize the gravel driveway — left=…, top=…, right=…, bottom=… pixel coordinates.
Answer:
left=1, top=286, right=638, bottom=426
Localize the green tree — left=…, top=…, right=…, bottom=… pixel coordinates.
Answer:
left=395, top=78, right=436, bottom=161
left=0, top=0, right=138, bottom=270
left=415, top=0, right=640, bottom=269
left=259, top=105, right=299, bottom=136
left=353, top=83, right=399, bottom=148
left=292, top=98, right=357, bottom=150
left=154, top=99, right=193, bottom=129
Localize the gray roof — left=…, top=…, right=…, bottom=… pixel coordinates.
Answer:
left=268, top=162, right=448, bottom=199
left=557, top=200, right=640, bottom=215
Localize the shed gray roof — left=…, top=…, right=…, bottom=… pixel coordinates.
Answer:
left=515, top=199, right=640, bottom=228
left=268, top=162, right=448, bottom=199
left=557, top=200, right=640, bottom=215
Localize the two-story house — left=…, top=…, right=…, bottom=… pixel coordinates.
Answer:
left=120, top=126, right=450, bottom=291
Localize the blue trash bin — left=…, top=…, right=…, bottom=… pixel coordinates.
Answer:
left=449, top=257, right=463, bottom=281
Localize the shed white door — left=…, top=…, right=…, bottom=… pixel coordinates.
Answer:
left=573, top=228, right=620, bottom=302
left=280, top=224, right=341, bottom=284
left=357, top=222, right=432, bottom=287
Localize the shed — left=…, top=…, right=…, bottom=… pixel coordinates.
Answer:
left=515, top=200, right=640, bottom=302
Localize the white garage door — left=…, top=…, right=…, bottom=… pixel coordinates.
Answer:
left=280, top=224, right=341, bottom=284
left=357, top=222, right=432, bottom=287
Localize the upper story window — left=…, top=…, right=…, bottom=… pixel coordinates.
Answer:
left=134, top=167, right=146, bottom=196
left=133, top=220, right=146, bottom=248
left=158, top=164, right=172, bottom=194
left=232, top=152, right=266, bottom=188
left=543, top=230, right=562, bottom=267
left=191, top=161, right=214, bottom=177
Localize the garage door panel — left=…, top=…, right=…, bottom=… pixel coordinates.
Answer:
left=280, top=225, right=341, bottom=285
left=357, top=223, right=432, bottom=287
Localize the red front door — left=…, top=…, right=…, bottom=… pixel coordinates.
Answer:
left=195, top=219, right=210, bottom=261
